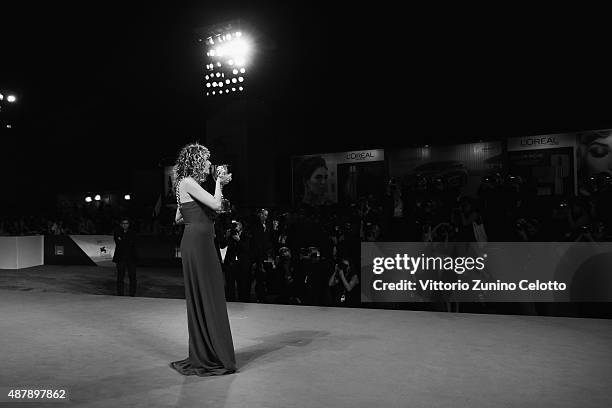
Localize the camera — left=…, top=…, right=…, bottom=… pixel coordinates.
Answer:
left=308, top=247, right=320, bottom=258
left=278, top=247, right=292, bottom=261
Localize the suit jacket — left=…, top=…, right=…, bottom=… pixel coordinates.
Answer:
left=251, top=222, right=272, bottom=264
left=224, top=233, right=250, bottom=269
left=112, top=229, right=138, bottom=263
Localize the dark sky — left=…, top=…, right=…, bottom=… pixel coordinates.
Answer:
left=3, top=3, right=612, bottom=197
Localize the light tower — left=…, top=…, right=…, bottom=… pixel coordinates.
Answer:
left=0, top=91, right=18, bottom=129
left=200, top=21, right=252, bottom=98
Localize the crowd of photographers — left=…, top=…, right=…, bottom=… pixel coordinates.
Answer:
left=212, top=171, right=612, bottom=308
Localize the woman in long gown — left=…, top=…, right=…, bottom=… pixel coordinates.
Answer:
left=170, top=142, right=237, bottom=376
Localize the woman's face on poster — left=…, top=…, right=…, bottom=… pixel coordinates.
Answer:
left=305, top=166, right=328, bottom=196
left=584, top=133, right=612, bottom=175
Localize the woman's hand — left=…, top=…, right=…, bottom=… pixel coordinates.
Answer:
left=217, top=171, right=232, bottom=185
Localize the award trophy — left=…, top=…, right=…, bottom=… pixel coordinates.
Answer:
left=212, top=164, right=232, bottom=213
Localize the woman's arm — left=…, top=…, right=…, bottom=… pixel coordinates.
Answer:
left=328, top=266, right=339, bottom=287
left=339, top=271, right=359, bottom=292
left=183, top=177, right=223, bottom=212
left=175, top=207, right=184, bottom=224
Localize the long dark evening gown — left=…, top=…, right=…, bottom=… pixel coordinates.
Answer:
left=170, top=200, right=237, bottom=376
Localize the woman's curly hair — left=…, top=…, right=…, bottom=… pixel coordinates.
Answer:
left=173, top=143, right=211, bottom=199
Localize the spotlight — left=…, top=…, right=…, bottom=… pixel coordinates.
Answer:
left=94, top=195, right=101, bottom=201
left=232, top=88, right=236, bottom=92
left=238, top=77, right=244, bottom=82
left=239, top=86, right=244, bottom=91
left=206, top=83, right=211, bottom=87
left=212, top=91, right=216, bottom=95
left=217, top=62, right=221, bottom=67
left=232, top=78, right=237, bottom=83
left=6, top=125, right=12, bottom=129
left=225, top=79, right=230, bottom=84
left=124, top=194, right=131, bottom=200
left=0, top=93, right=3, bottom=100
left=7, top=95, right=16, bottom=103
left=85, top=196, right=92, bottom=203
left=218, top=82, right=224, bottom=87
left=232, top=69, right=238, bottom=75
left=216, top=72, right=221, bottom=77
left=212, top=82, right=217, bottom=87
left=229, top=60, right=234, bottom=66
left=205, top=75, right=209, bottom=80
left=240, top=68, right=246, bottom=73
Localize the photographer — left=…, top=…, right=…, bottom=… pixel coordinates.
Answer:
left=297, top=245, right=334, bottom=306
left=223, top=220, right=251, bottom=302
left=251, top=208, right=273, bottom=303
left=276, top=247, right=303, bottom=304
left=328, top=258, right=360, bottom=307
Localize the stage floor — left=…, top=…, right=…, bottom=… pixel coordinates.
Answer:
left=1, top=289, right=611, bottom=407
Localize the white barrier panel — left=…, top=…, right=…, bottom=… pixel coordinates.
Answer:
left=0, top=236, right=44, bottom=269
left=69, top=235, right=115, bottom=266
left=0, top=237, right=17, bottom=269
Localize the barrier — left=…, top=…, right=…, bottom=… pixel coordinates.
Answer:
left=43, top=235, right=181, bottom=267
left=0, top=236, right=44, bottom=269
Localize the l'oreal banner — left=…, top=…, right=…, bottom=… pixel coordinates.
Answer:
left=70, top=235, right=115, bottom=266
left=387, top=141, right=503, bottom=195
left=507, top=133, right=577, bottom=151
left=507, top=132, right=577, bottom=196
left=361, top=242, right=612, bottom=302
left=291, top=149, right=385, bottom=205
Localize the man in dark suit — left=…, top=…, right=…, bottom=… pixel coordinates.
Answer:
left=223, top=220, right=251, bottom=302
left=113, top=217, right=138, bottom=296
left=250, top=208, right=273, bottom=302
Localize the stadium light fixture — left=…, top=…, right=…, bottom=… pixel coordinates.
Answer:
left=203, top=25, right=252, bottom=98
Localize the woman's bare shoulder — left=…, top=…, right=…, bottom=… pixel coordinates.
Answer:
left=181, top=177, right=199, bottom=188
